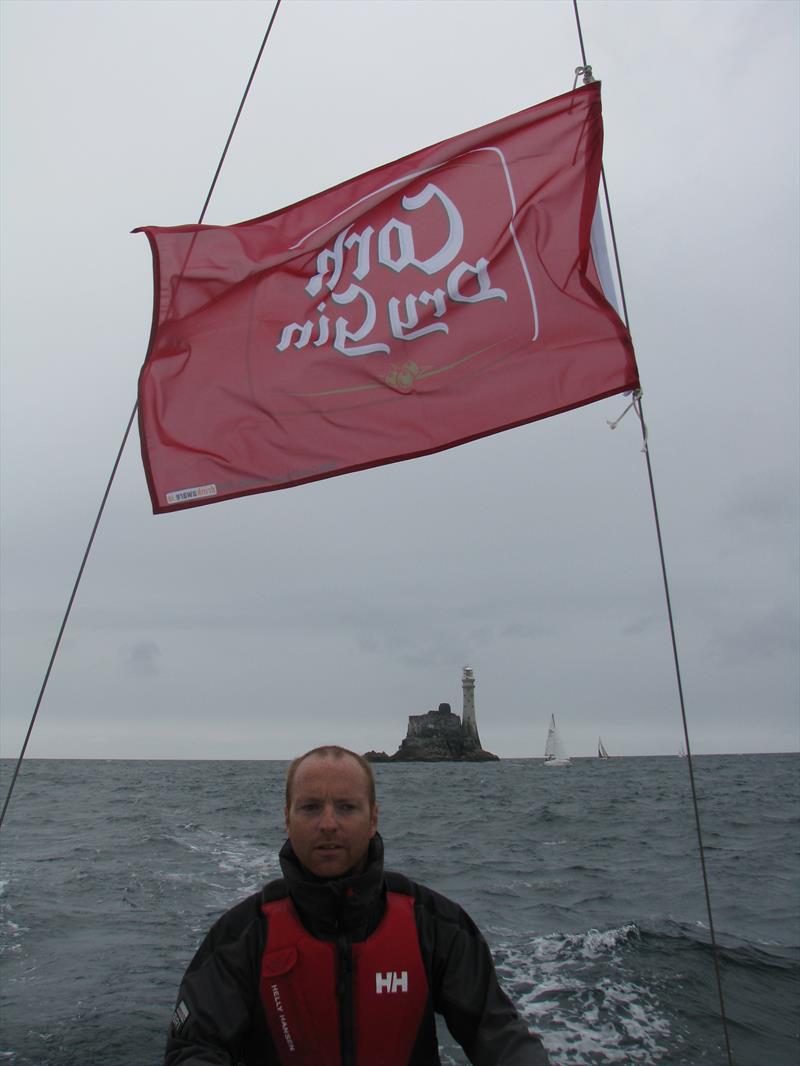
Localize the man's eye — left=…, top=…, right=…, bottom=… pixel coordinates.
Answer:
left=300, top=803, right=319, bottom=812
left=337, top=803, right=356, bottom=812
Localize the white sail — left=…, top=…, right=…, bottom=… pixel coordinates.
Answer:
left=544, top=714, right=571, bottom=766
left=598, top=737, right=609, bottom=759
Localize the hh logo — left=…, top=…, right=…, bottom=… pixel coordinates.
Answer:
left=375, top=970, right=408, bottom=994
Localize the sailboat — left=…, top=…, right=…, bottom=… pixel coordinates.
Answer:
left=597, top=737, right=610, bottom=759
left=543, top=714, right=571, bottom=767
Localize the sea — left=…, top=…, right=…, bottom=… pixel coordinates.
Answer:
left=0, top=754, right=797, bottom=1066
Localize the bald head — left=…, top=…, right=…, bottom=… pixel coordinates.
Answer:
left=285, top=745, right=376, bottom=809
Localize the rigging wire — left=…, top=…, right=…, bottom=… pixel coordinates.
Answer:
left=0, top=407, right=137, bottom=831
left=634, top=393, right=735, bottom=1066
left=571, top=2, right=734, bottom=1062
left=0, top=0, right=284, bottom=832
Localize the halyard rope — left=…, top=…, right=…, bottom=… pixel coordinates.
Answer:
left=571, top=2, right=735, bottom=1061
left=0, top=0, right=284, bottom=831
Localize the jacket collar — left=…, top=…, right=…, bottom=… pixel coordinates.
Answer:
left=278, top=834, right=385, bottom=941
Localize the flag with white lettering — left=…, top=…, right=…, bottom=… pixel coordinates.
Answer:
left=136, top=82, right=638, bottom=513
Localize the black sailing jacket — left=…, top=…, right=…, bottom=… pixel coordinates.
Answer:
left=164, top=835, right=550, bottom=1066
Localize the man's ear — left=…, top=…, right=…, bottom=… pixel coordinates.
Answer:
left=370, top=803, right=379, bottom=837
left=284, top=807, right=290, bottom=834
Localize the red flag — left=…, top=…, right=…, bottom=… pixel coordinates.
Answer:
left=137, top=82, right=638, bottom=514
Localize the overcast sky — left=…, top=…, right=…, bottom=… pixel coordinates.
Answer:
left=1, top=0, right=797, bottom=761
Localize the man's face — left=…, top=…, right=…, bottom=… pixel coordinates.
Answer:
left=285, top=754, right=378, bottom=879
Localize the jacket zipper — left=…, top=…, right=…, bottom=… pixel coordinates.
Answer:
left=336, top=934, right=355, bottom=1066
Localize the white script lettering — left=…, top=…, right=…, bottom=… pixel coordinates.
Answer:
left=277, top=182, right=507, bottom=359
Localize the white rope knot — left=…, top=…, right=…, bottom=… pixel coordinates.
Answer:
left=632, top=389, right=648, bottom=451
left=573, top=65, right=595, bottom=88
left=608, top=389, right=647, bottom=450
left=607, top=392, right=635, bottom=430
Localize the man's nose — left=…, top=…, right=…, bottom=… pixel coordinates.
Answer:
left=319, top=802, right=338, bottom=829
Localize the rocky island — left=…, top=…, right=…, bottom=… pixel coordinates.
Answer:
left=365, top=667, right=499, bottom=763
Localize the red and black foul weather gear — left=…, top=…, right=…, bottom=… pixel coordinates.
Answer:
left=164, top=834, right=550, bottom=1065
left=260, top=892, right=429, bottom=1065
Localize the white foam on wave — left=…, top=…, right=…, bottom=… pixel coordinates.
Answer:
left=493, top=924, right=672, bottom=1064
left=530, top=923, right=640, bottom=962
left=0, top=879, right=28, bottom=958
left=170, top=824, right=281, bottom=900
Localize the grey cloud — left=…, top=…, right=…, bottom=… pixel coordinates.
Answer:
left=122, top=641, right=162, bottom=677
left=1, top=0, right=797, bottom=758
left=621, top=614, right=661, bottom=638
left=708, top=607, right=800, bottom=666
left=721, top=474, right=800, bottom=529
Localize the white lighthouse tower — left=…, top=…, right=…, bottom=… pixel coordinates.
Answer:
left=461, top=665, right=481, bottom=744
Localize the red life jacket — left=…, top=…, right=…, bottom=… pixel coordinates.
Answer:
left=260, top=891, right=429, bottom=1066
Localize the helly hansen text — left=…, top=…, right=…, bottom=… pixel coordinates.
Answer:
left=376, top=971, right=409, bottom=993
left=270, top=984, right=296, bottom=1052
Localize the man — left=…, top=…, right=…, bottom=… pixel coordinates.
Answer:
left=165, top=745, right=550, bottom=1065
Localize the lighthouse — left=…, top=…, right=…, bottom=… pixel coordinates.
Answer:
left=461, top=665, right=481, bottom=744
left=363, top=663, right=498, bottom=762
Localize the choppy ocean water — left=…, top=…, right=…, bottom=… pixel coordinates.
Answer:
left=0, top=754, right=797, bottom=1065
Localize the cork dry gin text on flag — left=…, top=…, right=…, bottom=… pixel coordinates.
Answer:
left=136, top=82, right=638, bottom=514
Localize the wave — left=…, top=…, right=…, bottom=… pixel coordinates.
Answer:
left=164, top=823, right=280, bottom=903
left=487, top=920, right=800, bottom=1065
left=0, top=878, right=27, bottom=960
left=491, top=924, right=671, bottom=1064
left=639, top=918, right=800, bottom=972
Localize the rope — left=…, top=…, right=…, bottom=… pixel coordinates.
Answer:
left=0, top=407, right=137, bottom=830
left=606, top=396, right=635, bottom=431
left=0, top=0, right=283, bottom=831
left=571, top=2, right=735, bottom=1062
left=197, top=0, right=283, bottom=226
left=633, top=395, right=734, bottom=1064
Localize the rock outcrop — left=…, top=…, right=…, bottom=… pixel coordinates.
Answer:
left=365, top=702, right=499, bottom=763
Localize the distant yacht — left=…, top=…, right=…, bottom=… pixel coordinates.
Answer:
left=543, top=714, right=571, bottom=767
left=598, top=737, right=610, bottom=759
